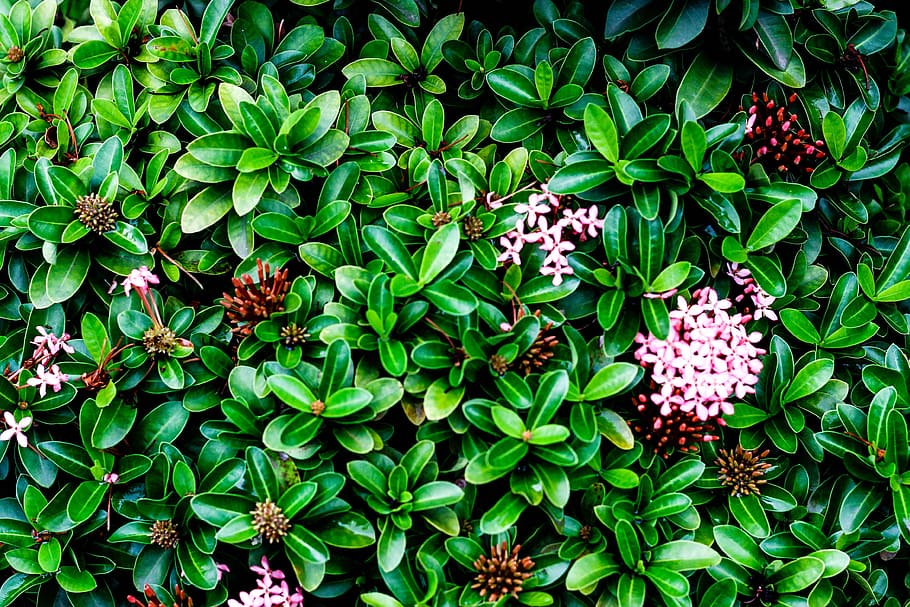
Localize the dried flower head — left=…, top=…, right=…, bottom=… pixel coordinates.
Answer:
left=222, top=259, right=290, bottom=337
left=716, top=445, right=772, bottom=497
left=463, top=215, right=485, bottom=241
left=143, top=326, right=177, bottom=359
left=631, top=391, right=719, bottom=457
left=280, top=323, right=309, bottom=348
left=489, top=354, right=509, bottom=375
left=432, top=210, right=452, bottom=227
left=744, top=92, right=826, bottom=175
left=516, top=320, right=559, bottom=376
left=472, top=542, right=535, bottom=602
left=5, top=45, right=24, bottom=62
left=251, top=499, right=291, bottom=543
left=149, top=519, right=179, bottom=549
left=75, top=192, right=118, bottom=234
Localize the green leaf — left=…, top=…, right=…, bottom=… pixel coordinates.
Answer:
left=746, top=198, right=802, bottom=251
left=581, top=363, right=639, bottom=401
left=729, top=494, right=770, bottom=538
left=699, top=172, right=745, bottom=193
left=57, top=566, right=96, bottom=592
left=783, top=359, right=834, bottom=404
left=66, top=481, right=106, bottom=523
left=676, top=52, right=733, bottom=119
left=479, top=492, right=527, bottom=534
left=585, top=104, right=619, bottom=163
left=548, top=160, right=614, bottom=195
left=649, top=540, right=720, bottom=571
left=566, top=552, right=619, bottom=591
left=713, top=525, right=764, bottom=571
left=681, top=121, right=706, bottom=171
left=182, top=186, right=233, bottom=233
left=655, top=0, right=709, bottom=49
left=421, top=13, right=464, bottom=72
left=769, top=556, right=825, bottom=593
left=342, top=58, right=407, bottom=86
left=363, top=225, right=417, bottom=279
left=419, top=223, right=459, bottom=285
left=779, top=309, right=820, bottom=344
left=423, top=378, right=465, bottom=421
left=615, top=519, right=640, bottom=569
left=47, top=249, right=90, bottom=304
left=823, top=111, right=846, bottom=161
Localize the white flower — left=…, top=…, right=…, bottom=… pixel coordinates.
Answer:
left=1, top=411, right=32, bottom=448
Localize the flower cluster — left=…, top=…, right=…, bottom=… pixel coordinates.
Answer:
left=30, top=326, right=75, bottom=365
left=744, top=91, right=826, bottom=175
left=634, top=287, right=765, bottom=422
left=227, top=557, right=304, bottom=607
left=222, top=259, right=290, bottom=337
left=25, top=364, right=69, bottom=397
left=494, top=183, right=603, bottom=286
left=726, top=263, right=777, bottom=321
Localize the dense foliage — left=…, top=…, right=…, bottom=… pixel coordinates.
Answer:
left=1, top=0, right=910, bottom=606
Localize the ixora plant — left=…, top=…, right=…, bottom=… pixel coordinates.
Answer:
left=3, top=0, right=910, bottom=606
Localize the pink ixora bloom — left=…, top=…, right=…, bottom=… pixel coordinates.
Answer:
left=1, top=411, right=32, bottom=448
left=726, top=263, right=777, bottom=321
left=120, top=266, right=160, bottom=296
left=31, top=326, right=75, bottom=364
left=25, top=363, right=69, bottom=397
left=634, top=286, right=766, bottom=425
left=228, top=556, right=303, bottom=607
left=496, top=182, right=602, bottom=286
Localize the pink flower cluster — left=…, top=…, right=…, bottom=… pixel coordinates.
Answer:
left=9, top=326, right=74, bottom=397
left=727, top=263, right=777, bottom=321
left=227, top=557, right=304, bottom=607
left=26, top=364, right=69, bottom=397
left=634, top=286, right=766, bottom=422
left=31, top=326, right=75, bottom=365
left=494, top=183, right=603, bottom=286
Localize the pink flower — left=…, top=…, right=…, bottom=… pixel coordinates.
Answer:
left=29, top=327, right=75, bottom=366
left=25, top=364, right=69, bottom=397
left=228, top=557, right=303, bottom=607
left=634, top=286, right=766, bottom=424
left=1, top=411, right=32, bottom=448
left=122, top=266, right=160, bottom=296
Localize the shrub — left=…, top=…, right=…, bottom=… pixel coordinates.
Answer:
left=1, top=0, right=909, bottom=606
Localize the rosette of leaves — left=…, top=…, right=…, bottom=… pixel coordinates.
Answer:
left=68, top=0, right=158, bottom=71
left=131, top=0, right=238, bottom=124
left=565, top=457, right=721, bottom=607
left=176, top=78, right=350, bottom=236
left=15, top=66, right=93, bottom=165
left=570, top=205, right=704, bottom=342
left=0, top=480, right=129, bottom=607
left=442, top=26, right=515, bottom=100
left=197, top=446, right=376, bottom=591
left=816, top=384, right=910, bottom=543
left=341, top=13, right=464, bottom=96
left=265, top=338, right=404, bottom=454
left=548, top=99, right=746, bottom=218
left=347, top=440, right=463, bottom=572
left=709, top=524, right=850, bottom=607
left=460, top=370, right=579, bottom=532
left=21, top=143, right=151, bottom=308
left=725, top=337, right=843, bottom=459
left=107, top=444, right=241, bottom=596
left=801, top=7, right=897, bottom=110
left=229, top=1, right=344, bottom=94
left=114, top=290, right=223, bottom=392
left=0, top=0, right=67, bottom=108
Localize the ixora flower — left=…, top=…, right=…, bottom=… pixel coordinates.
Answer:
left=727, top=263, right=778, bottom=321
left=633, top=286, right=766, bottom=456
left=1, top=411, right=32, bottom=448
left=743, top=91, right=826, bottom=175
left=496, top=182, right=603, bottom=286
left=472, top=542, right=535, bottom=602
left=25, top=363, right=69, bottom=397
left=222, top=258, right=290, bottom=337
left=227, top=556, right=304, bottom=607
